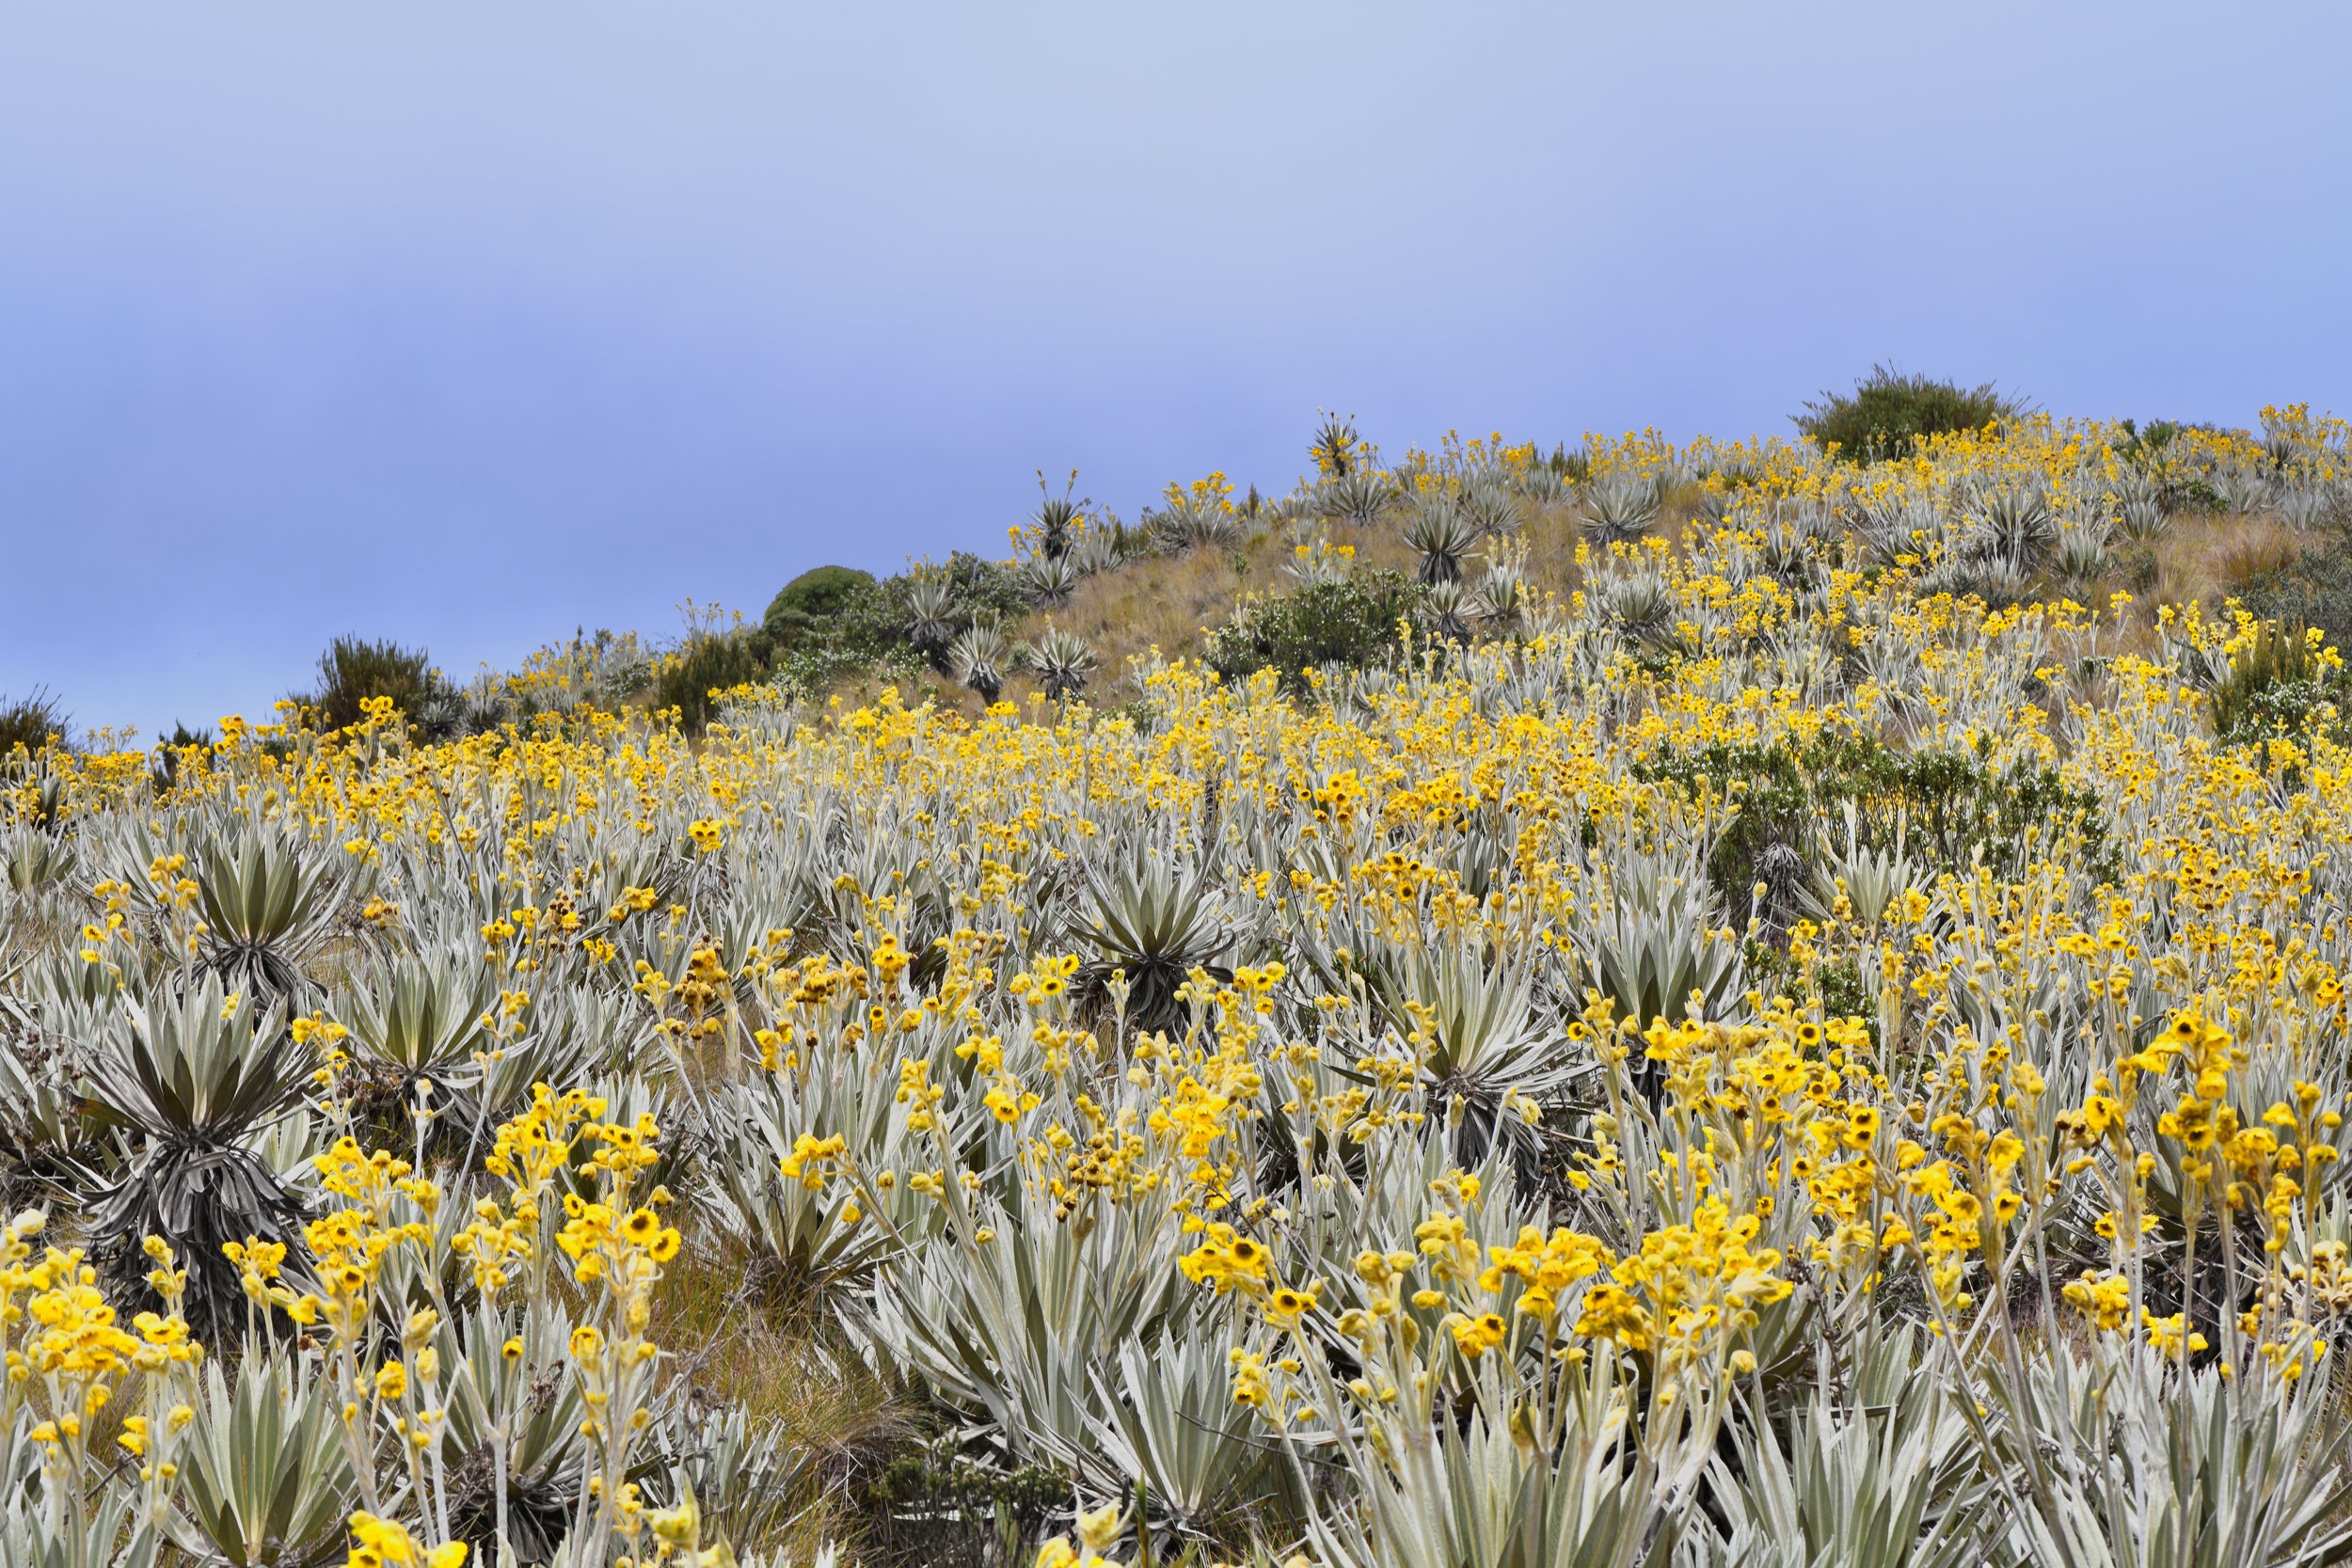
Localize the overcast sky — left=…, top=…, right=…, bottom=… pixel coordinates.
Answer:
left=5, top=3, right=2348, bottom=733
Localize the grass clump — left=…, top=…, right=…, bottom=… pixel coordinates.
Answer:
left=654, top=1243, right=925, bottom=1558
left=0, top=689, right=69, bottom=757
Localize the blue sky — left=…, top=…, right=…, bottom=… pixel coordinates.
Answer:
left=4, top=4, right=2348, bottom=734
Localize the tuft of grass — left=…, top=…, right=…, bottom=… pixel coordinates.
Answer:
left=655, top=1239, right=927, bottom=1556
left=2217, top=531, right=2302, bottom=593
left=2137, top=514, right=2296, bottom=630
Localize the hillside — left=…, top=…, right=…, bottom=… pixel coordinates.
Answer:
left=758, top=405, right=2351, bottom=725
left=6, top=395, right=2352, bottom=1567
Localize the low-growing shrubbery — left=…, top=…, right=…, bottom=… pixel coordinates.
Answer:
left=654, top=627, right=771, bottom=732
left=1637, top=730, right=2115, bottom=925
left=2209, top=617, right=2346, bottom=744
left=301, top=633, right=459, bottom=736
left=760, top=563, right=879, bottom=656
left=1795, top=363, right=2027, bottom=464
left=1202, top=570, right=1428, bottom=689
left=753, top=554, right=1036, bottom=698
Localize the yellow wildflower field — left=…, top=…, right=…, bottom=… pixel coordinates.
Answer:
left=5, top=406, right=2352, bottom=1566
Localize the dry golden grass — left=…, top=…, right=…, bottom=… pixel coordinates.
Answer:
left=805, top=499, right=2324, bottom=720
left=655, top=1239, right=925, bottom=1557
left=991, top=503, right=1595, bottom=700
left=2152, top=512, right=2301, bottom=607
left=2066, top=509, right=2315, bottom=662
left=815, top=514, right=1439, bottom=715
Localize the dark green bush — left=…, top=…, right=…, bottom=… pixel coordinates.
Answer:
left=943, top=552, right=1033, bottom=622
left=0, top=689, right=69, bottom=758
left=305, top=636, right=458, bottom=737
left=654, top=630, right=770, bottom=734
left=1636, top=731, right=2115, bottom=921
left=1203, top=571, right=1429, bottom=691
left=2113, top=418, right=2185, bottom=462
left=639, top=553, right=1054, bottom=709
left=2169, top=478, right=2226, bottom=515
left=1795, top=366, right=2027, bottom=466
left=1747, top=942, right=1874, bottom=1035
left=757, top=555, right=1034, bottom=698
left=864, top=1439, right=1071, bottom=1563
left=761, top=564, right=880, bottom=654
left=150, top=722, right=215, bottom=788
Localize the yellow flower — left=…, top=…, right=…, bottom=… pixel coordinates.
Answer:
left=345, top=1512, right=468, bottom=1568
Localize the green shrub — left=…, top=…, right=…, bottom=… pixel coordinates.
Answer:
left=2114, top=418, right=2185, bottom=463
left=733, top=553, right=1050, bottom=702
left=1746, top=942, right=1874, bottom=1037
left=304, top=636, right=457, bottom=737
left=655, top=630, right=770, bottom=734
left=1636, top=731, right=2114, bottom=920
left=762, top=565, right=880, bottom=655
left=2169, top=477, right=2226, bottom=515
left=1203, top=571, right=1428, bottom=690
left=2209, top=619, right=2344, bottom=745
left=151, top=721, right=215, bottom=788
left=0, top=689, right=68, bottom=758
left=755, top=574, right=909, bottom=698
left=769, top=555, right=1032, bottom=695
left=943, top=552, right=1033, bottom=624
left=761, top=558, right=1025, bottom=704
left=1794, top=365, right=2027, bottom=466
